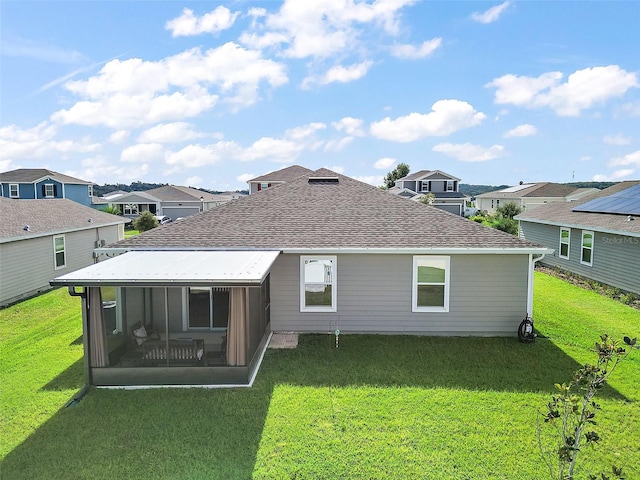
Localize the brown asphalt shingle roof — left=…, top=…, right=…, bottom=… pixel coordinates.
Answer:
left=114, top=169, right=545, bottom=251
left=0, top=198, right=127, bottom=242
left=0, top=168, right=91, bottom=184
left=249, top=165, right=313, bottom=183
left=144, top=185, right=234, bottom=202
left=477, top=182, right=581, bottom=199
left=516, top=181, right=640, bottom=235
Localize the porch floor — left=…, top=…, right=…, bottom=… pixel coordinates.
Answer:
left=269, top=332, right=298, bottom=349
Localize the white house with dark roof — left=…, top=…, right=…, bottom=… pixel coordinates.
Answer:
left=389, top=169, right=467, bottom=216
left=0, top=168, right=94, bottom=207
left=0, top=198, right=127, bottom=306
left=102, top=185, right=239, bottom=220
left=247, top=165, right=312, bottom=194
left=476, top=182, right=598, bottom=214
left=516, top=181, right=640, bottom=294
left=51, top=169, right=551, bottom=388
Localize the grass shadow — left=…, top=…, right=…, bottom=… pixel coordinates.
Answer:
left=40, top=358, right=84, bottom=391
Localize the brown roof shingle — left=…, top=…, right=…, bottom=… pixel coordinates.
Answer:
left=114, top=169, right=545, bottom=251
left=249, top=165, right=313, bottom=183
left=0, top=168, right=91, bottom=184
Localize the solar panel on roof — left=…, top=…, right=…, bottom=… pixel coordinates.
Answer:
left=573, top=184, right=640, bottom=215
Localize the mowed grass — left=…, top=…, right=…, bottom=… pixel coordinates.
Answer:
left=1, top=273, right=639, bottom=479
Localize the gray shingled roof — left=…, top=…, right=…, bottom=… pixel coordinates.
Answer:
left=113, top=168, right=545, bottom=251
left=398, top=169, right=460, bottom=182
left=249, top=165, right=313, bottom=183
left=0, top=198, right=128, bottom=242
left=516, top=181, right=640, bottom=236
left=144, top=185, right=233, bottom=202
left=476, top=182, right=581, bottom=199
left=0, top=168, right=91, bottom=185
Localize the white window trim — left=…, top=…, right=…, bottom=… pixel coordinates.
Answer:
left=44, top=183, right=55, bottom=198
left=559, top=227, right=571, bottom=260
left=446, top=180, right=454, bottom=192
left=412, top=255, right=450, bottom=313
left=9, top=183, right=19, bottom=198
left=53, top=235, right=66, bottom=270
left=300, top=255, right=337, bottom=313
left=88, top=185, right=93, bottom=197
left=580, top=230, right=594, bottom=266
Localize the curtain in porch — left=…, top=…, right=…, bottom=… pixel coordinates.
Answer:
left=227, top=288, right=247, bottom=366
left=88, top=287, right=109, bottom=367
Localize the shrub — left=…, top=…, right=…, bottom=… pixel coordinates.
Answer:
left=133, top=211, right=158, bottom=232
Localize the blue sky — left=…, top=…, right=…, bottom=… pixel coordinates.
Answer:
left=1, top=1, right=639, bottom=191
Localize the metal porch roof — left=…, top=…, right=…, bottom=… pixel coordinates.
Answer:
left=51, top=250, right=281, bottom=287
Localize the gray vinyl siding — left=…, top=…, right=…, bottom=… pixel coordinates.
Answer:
left=519, top=221, right=640, bottom=294
left=270, top=253, right=529, bottom=336
left=0, top=225, right=122, bottom=306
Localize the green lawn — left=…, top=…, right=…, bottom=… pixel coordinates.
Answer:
left=1, top=273, right=639, bottom=479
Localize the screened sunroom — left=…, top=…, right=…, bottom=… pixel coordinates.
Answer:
left=51, top=250, right=280, bottom=387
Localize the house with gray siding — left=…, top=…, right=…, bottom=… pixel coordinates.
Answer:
left=0, top=198, right=127, bottom=306
left=389, top=169, right=467, bottom=215
left=516, top=181, right=640, bottom=294
left=51, top=169, right=551, bottom=388
left=0, top=168, right=94, bottom=207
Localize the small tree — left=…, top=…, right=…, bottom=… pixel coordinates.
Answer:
left=539, top=334, right=637, bottom=480
left=133, top=210, right=158, bottom=232
left=419, top=192, right=436, bottom=206
left=104, top=205, right=122, bottom=215
left=496, top=201, right=523, bottom=219
left=382, top=163, right=410, bottom=189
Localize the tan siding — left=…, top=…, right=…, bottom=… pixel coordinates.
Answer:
left=271, top=253, right=529, bottom=336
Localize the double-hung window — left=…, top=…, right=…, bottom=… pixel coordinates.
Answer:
left=446, top=180, right=454, bottom=192
left=124, top=204, right=138, bottom=215
left=581, top=231, right=594, bottom=266
left=412, top=256, right=450, bottom=312
left=53, top=235, right=66, bottom=269
left=9, top=184, right=19, bottom=198
left=44, top=184, right=55, bottom=197
left=559, top=228, right=570, bottom=259
left=300, top=256, right=336, bottom=312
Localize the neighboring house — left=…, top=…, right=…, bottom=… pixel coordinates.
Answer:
left=247, top=165, right=313, bottom=194
left=0, top=168, right=94, bottom=207
left=516, top=181, right=640, bottom=294
left=102, top=185, right=238, bottom=220
left=0, top=198, right=127, bottom=307
left=476, top=182, right=598, bottom=214
left=389, top=169, right=467, bottom=216
left=52, top=169, right=550, bottom=388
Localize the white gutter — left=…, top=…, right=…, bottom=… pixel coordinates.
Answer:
left=527, top=253, right=547, bottom=317
left=516, top=217, right=640, bottom=238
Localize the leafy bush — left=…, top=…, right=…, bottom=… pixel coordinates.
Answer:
left=133, top=211, right=158, bottom=232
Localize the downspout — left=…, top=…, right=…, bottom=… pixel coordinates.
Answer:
left=527, top=253, right=546, bottom=317
left=66, top=286, right=91, bottom=407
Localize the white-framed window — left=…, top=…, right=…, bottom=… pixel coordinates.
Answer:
left=187, top=287, right=229, bottom=330
left=412, top=256, right=450, bottom=312
left=446, top=180, right=454, bottom=192
left=124, top=204, right=138, bottom=215
left=421, top=181, right=429, bottom=192
left=53, top=235, right=66, bottom=270
left=88, top=185, right=93, bottom=197
left=559, top=227, right=570, bottom=259
left=9, top=184, right=19, bottom=198
left=300, top=256, right=336, bottom=312
left=581, top=231, right=594, bottom=266
left=44, top=184, right=55, bottom=197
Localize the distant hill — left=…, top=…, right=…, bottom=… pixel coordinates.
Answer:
left=93, top=182, right=248, bottom=197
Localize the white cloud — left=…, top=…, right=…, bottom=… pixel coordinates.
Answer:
left=370, top=99, right=486, bottom=142
left=236, top=173, right=256, bottom=183
left=109, top=130, right=129, bottom=144
left=325, top=165, right=345, bottom=174
left=374, top=157, right=396, bottom=169
left=120, top=143, right=164, bottom=163
left=332, top=117, right=365, bottom=136
left=608, top=150, right=640, bottom=167
left=0, top=122, right=100, bottom=160
left=79, top=155, right=150, bottom=184
left=353, top=175, right=384, bottom=186
left=138, top=122, right=206, bottom=144
left=2, top=34, right=87, bottom=64
left=284, top=122, right=326, bottom=140
left=471, top=2, right=510, bottom=24
left=486, top=66, right=639, bottom=116
left=241, top=0, right=414, bottom=59
left=324, top=137, right=354, bottom=152
left=166, top=6, right=240, bottom=37
left=165, top=142, right=240, bottom=170
left=303, top=61, right=373, bottom=88
left=52, top=43, right=288, bottom=128
left=184, top=176, right=202, bottom=187
left=239, top=137, right=303, bottom=163
left=603, top=133, right=632, bottom=146
left=503, top=124, right=537, bottom=138
left=391, top=38, right=442, bottom=59
left=432, top=143, right=505, bottom=162
left=592, top=169, right=635, bottom=182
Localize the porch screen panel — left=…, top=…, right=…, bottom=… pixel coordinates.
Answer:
left=227, top=288, right=247, bottom=366
left=88, top=287, right=109, bottom=367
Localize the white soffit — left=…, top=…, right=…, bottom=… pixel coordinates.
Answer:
left=51, top=250, right=281, bottom=286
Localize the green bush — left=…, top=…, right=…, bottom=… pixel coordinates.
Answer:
left=133, top=211, right=158, bottom=232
